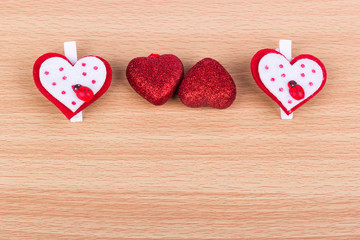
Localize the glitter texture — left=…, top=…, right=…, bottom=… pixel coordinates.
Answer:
left=126, top=54, right=184, bottom=105
left=178, top=58, right=236, bottom=109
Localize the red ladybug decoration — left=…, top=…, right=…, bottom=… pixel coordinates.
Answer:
left=288, top=80, right=305, bottom=100
left=72, top=84, right=94, bottom=102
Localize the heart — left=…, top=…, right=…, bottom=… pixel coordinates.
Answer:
left=33, top=53, right=112, bottom=119
left=126, top=54, right=184, bottom=105
left=178, top=58, right=236, bottom=109
left=251, top=49, right=327, bottom=115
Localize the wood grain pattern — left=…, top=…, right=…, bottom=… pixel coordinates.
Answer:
left=1, top=0, right=360, bottom=239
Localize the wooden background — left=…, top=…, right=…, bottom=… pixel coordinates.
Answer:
left=1, top=0, right=360, bottom=239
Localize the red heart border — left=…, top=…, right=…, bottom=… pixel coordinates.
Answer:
left=33, top=53, right=112, bottom=119
left=251, top=49, right=327, bottom=115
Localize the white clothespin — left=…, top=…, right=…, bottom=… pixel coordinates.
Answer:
left=277, top=39, right=293, bottom=120
left=64, top=41, right=83, bottom=122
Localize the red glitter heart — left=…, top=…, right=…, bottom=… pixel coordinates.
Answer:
left=178, top=58, right=236, bottom=109
left=126, top=54, right=184, bottom=105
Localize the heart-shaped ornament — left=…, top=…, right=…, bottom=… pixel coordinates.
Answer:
left=178, top=58, right=236, bottom=109
left=33, top=53, right=112, bottom=119
left=251, top=49, right=326, bottom=115
left=126, top=54, right=184, bottom=105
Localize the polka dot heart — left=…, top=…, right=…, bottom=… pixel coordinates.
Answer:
left=33, top=53, right=112, bottom=119
left=251, top=49, right=327, bottom=115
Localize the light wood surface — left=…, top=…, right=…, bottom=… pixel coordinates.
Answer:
left=1, top=1, right=360, bottom=239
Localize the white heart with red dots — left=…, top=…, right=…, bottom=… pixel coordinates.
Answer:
left=258, top=53, right=324, bottom=112
left=39, top=56, right=107, bottom=112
